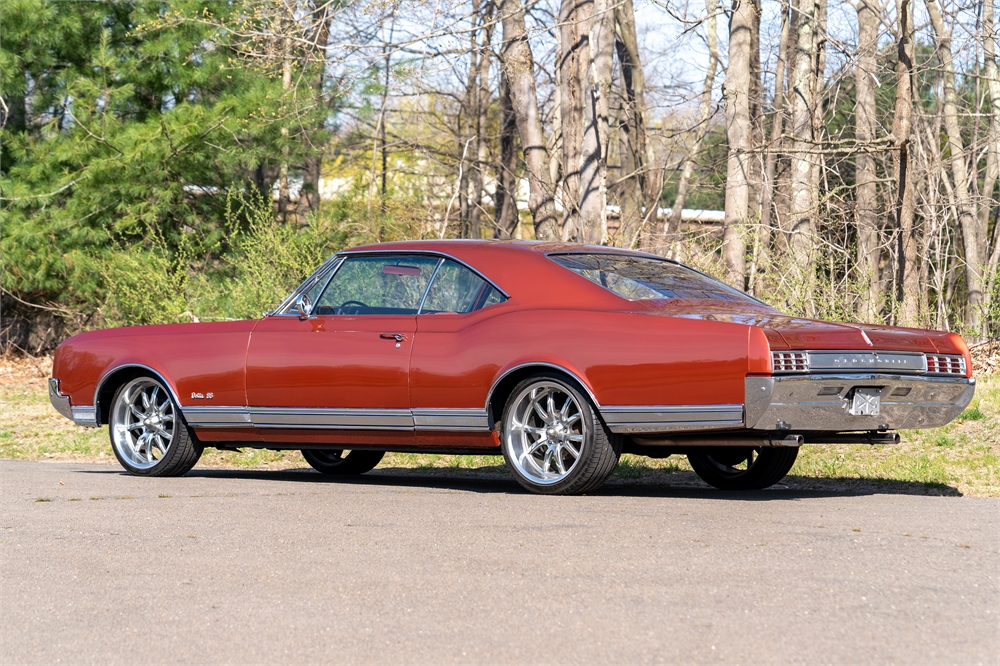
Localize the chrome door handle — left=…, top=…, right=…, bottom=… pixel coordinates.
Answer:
left=380, top=333, right=406, bottom=341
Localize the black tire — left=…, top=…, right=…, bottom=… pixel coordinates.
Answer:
left=499, top=372, right=622, bottom=495
left=301, top=449, right=385, bottom=475
left=688, top=446, right=798, bottom=490
left=109, top=376, right=203, bottom=477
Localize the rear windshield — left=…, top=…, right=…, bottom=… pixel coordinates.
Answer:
left=550, top=254, right=760, bottom=303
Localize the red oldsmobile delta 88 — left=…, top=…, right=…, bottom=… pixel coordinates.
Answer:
left=49, top=241, right=975, bottom=494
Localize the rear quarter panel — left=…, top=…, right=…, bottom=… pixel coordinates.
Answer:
left=410, top=307, right=751, bottom=409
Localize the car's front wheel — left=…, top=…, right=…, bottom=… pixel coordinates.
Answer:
left=110, top=376, right=202, bottom=476
left=301, top=449, right=385, bottom=475
left=500, top=373, right=621, bottom=495
left=688, top=446, right=798, bottom=490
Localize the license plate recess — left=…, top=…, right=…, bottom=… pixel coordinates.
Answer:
left=850, top=388, right=881, bottom=416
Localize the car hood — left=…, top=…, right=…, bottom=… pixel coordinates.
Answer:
left=633, top=300, right=951, bottom=353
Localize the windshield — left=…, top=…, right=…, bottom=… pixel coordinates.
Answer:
left=550, top=253, right=762, bottom=304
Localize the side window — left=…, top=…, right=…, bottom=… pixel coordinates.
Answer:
left=420, top=260, right=506, bottom=314
left=314, top=255, right=439, bottom=315
left=276, top=258, right=340, bottom=315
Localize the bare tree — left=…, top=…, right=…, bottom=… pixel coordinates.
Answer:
left=925, top=0, right=983, bottom=333
left=788, top=0, right=823, bottom=306
left=854, top=0, right=882, bottom=321
left=498, top=0, right=560, bottom=240
left=578, top=0, right=616, bottom=243
left=665, top=0, right=720, bottom=260
left=892, top=0, right=919, bottom=325
left=722, top=0, right=756, bottom=288
left=614, top=0, right=650, bottom=247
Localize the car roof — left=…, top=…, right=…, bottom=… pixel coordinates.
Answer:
left=341, top=240, right=657, bottom=309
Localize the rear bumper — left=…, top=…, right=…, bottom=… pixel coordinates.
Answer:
left=745, top=374, right=975, bottom=431
left=48, top=379, right=99, bottom=427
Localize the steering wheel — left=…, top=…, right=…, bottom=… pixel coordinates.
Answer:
left=337, top=300, right=369, bottom=315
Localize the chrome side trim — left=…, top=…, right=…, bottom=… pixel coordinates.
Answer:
left=412, top=408, right=490, bottom=431
left=182, top=406, right=252, bottom=427
left=183, top=406, right=492, bottom=431
left=601, top=404, right=744, bottom=434
left=251, top=407, right=414, bottom=430
left=745, top=373, right=975, bottom=431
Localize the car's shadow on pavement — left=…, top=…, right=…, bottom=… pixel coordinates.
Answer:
left=147, top=465, right=963, bottom=499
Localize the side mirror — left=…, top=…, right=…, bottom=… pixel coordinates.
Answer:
left=295, top=294, right=315, bottom=320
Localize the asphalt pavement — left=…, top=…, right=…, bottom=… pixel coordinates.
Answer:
left=1, top=459, right=997, bottom=665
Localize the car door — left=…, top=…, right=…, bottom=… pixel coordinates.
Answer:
left=245, top=254, right=440, bottom=430
left=408, top=259, right=510, bottom=433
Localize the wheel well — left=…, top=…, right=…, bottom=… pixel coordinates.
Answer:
left=95, top=367, right=170, bottom=426
left=487, top=365, right=595, bottom=430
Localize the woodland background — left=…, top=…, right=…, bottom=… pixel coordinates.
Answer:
left=2, top=0, right=998, bottom=350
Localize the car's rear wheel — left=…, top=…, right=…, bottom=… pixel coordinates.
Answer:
left=110, top=377, right=202, bottom=476
left=301, top=449, right=385, bottom=475
left=500, top=373, right=621, bottom=495
left=688, top=446, right=798, bottom=490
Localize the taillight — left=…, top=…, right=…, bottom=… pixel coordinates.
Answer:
left=771, top=351, right=809, bottom=373
left=944, top=333, right=973, bottom=378
left=926, top=354, right=966, bottom=376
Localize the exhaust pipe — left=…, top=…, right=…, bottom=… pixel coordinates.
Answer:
left=633, top=434, right=805, bottom=448
left=632, top=431, right=899, bottom=448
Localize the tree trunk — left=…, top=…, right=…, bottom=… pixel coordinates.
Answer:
left=854, top=0, right=881, bottom=322
left=788, top=0, right=820, bottom=306
left=893, top=0, right=919, bottom=326
left=754, top=0, right=790, bottom=295
left=558, top=0, right=590, bottom=237
left=665, top=0, right=720, bottom=259
left=494, top=72, right=521, bottom=238
left=615, top=0, right=658, bottom=247
left=278, top=33, right=293, bottom=223
left=983, top=0, right=1000, bottom=311
left=459, top=0, right=481, bottom=238
left=614, top=0, right=648, bottom=248
left=498, top=0, right=560, bottom=240
left=577, top=0, right=615, bottom=244
left=925, top=0, right=983, bottom=333
left=297, top=1, right=332, bottom=218
left=469, top=7, right=495, bottom=241
left=723, top=0, right=755, bottom=289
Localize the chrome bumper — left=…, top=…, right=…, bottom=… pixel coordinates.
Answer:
left=48, top=379, right=99, bottom=427
left=745, top=374, right=975, bottom=431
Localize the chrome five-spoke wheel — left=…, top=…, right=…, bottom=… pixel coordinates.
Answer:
left=110, top=377, right=201, bottom=476
left=501, top=374, right=621, bottom=495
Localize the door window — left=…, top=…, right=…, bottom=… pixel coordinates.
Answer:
left=314, top=255, right=439, bottom=315
left=420, top=260, right=506, bottom=314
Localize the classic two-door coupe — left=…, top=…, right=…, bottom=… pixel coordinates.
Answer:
left=49, top=240, right=976, bottom=494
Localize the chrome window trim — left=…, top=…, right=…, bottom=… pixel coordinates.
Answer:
left=546, top=251, right=771, bottom=307
left=269, top=256, right=344, bottom=317
left=338, top=250, right=511, bottom=302
left=416, top=258, right=445, bottom=314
